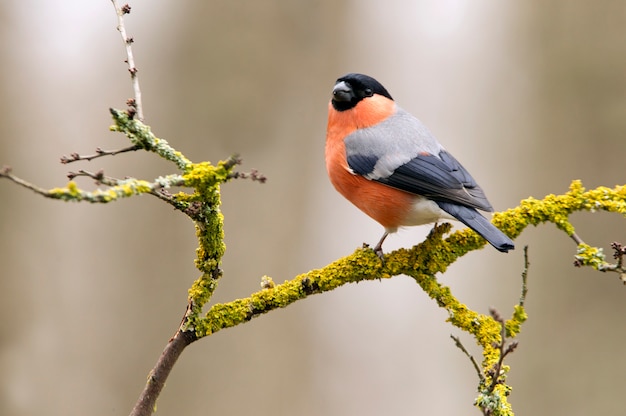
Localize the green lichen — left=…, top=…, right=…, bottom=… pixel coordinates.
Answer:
left=574, top=244, right=606, bottom=270
left=506, top=305, right=528, bottom=338
left=504, top=180, right=626, bottom=239
left=476, top=383, right=513, bottom=415
left=192, top=248, right=384, bottom=337
left=188, top=217, right=526, bottom=414
left=109, top=108, right=192, bottom=170
left=47, top=179, right=154, bottom=203
left=49, top=181, right=82, bottom=201
left=174, top=158, right=242, bottom=329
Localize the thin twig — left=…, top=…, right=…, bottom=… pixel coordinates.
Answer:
left=60, top=145, right=141, bottom=164
left=450, top=334, right=484, bottom=382
left=228, top=169, right=268, bottom=183
left=570, top=232, right=584, bottom=245
left=0, top=166, right=57, bottom=198
left=111, top=0, right=144, bottom=121
left=520, top=245, right=529, bottom=306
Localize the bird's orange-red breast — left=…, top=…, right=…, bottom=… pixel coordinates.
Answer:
left=326, top=94, right=417, bottom=229
left=325, top=73, right=514, bottom=256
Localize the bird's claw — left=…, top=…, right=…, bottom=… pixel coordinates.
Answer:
left=363, top=242, right=385, bottom=263
left=373, top=245, right=385, bottom=264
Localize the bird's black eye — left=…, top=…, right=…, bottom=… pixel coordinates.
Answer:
left=363, top=88, right=373, bottom=97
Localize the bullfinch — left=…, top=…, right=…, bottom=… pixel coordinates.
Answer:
left=325, top=73, right=514, bottom=257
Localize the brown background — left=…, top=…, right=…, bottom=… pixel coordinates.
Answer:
left=1, top=1, right=625, bottom=415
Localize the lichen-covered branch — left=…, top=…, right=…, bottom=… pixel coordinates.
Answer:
left=184, top=223, right=526, bottom=414
left=109, top=108, right=192, bottom=170
left=0, top=165, right=183, bottom=203
left=180, top=181, right=626, bottom=416
left=3, top=103, right=625, bottom=416
left=2, top=111, right=248, bottom=416
left=3, top=120, right=624, bottom=416
left=497, top=180, right=626, bottom=238
left=501, top=180, right=626, bottom=281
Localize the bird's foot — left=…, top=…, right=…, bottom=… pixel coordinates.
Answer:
left=372, top=243, right=385, bottom=263
left=372, top=231, right=389, bottom=263
left=363, top=242, right=385, bottom=262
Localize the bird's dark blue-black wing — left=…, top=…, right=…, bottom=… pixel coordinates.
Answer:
left=346, top=153, right=378, bottom=177
left=348, top=150, right=494, bottom=212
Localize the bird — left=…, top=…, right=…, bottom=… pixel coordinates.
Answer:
left=325, top=73, right=514, bottom=258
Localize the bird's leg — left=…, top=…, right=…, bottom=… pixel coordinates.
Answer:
left=373, top=231, right=389, bottom=260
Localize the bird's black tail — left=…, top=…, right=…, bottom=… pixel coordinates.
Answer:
left=436, top=202, right=514, bottom=253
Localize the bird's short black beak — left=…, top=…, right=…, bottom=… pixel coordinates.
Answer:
left=332, top=81, right=354, bottom=103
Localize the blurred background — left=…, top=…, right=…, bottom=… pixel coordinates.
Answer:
left=1, top=1, right=625, bottom=415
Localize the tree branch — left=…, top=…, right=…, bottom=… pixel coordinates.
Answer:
left=129, top=329, right=196, bottom=416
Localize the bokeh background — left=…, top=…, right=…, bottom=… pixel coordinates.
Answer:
left=1, top=1, right=625, bottom=415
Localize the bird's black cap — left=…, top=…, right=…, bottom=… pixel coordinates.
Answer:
left=331, top=73, right=393, bottom=111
